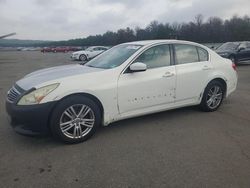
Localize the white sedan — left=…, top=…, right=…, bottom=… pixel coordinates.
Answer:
left=71, top=46, right=108, bottom=61
left=6, top=40, right=237, bottom=143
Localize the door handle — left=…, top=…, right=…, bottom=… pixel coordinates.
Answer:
left=163, top=72, right=174, bottom=78
left=202, top=65, right=212, bottom=70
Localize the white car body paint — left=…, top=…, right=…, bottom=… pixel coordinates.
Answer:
left=16, top=40, right=238, bottom=126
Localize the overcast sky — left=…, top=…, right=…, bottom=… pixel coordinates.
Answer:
left=0, top=0, right=250, bottom=40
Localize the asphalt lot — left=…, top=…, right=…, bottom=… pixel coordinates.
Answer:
left=0, top=51, right=250, bottom=188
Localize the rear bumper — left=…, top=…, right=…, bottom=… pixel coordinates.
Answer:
left=5, top=101, right=56, bottom=136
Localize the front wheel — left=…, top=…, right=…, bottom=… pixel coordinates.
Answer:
left=199, top=81, right=225, bottom=112
left=50, top=96, right=101, bottom=143
left=79, top=54, right=87, bottom=61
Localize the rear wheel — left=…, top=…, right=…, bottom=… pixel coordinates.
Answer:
left=200, top=80, right=225, bottom=112
left=50, top=95, right=101, bottom=143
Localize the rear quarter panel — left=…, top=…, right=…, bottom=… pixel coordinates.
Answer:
left=207, top=51, right=237, bottom=97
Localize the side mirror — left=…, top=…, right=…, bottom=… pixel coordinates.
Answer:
left=129, top=62, right=147, bottom=72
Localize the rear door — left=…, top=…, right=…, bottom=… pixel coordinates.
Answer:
left=173, top=44, right=211, bottom=102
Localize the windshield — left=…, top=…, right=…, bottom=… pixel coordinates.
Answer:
left=217, top=42, right=240, bottom=51
left=85, top=44, right=142, bottom=69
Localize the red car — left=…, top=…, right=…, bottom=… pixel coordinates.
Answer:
left=41, top=47, right=55, bottom=53
left=53, top=47, right=70, bottom=53
left=41, top=46, right=82, bottom=53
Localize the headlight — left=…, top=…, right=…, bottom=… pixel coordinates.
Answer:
left=18, top=83, right=59, bottom=105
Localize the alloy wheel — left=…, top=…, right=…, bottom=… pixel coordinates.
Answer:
left=206, top=86, right=223, bottom=109
left=59, top=104, right=95, bottom=139
left=80, top=55, right=87, bottom=61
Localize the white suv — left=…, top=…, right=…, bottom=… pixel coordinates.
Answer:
left=6, top=40, right=237, bottom=143
left=71, top=46, right=108, bottom=61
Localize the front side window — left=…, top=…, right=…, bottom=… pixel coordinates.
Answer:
left=134, top=44, right=171, bottom=69
left=238, top=43, right=247, bottom=49
left=239, top=42, right=250, bottom=49
left=174, top=44, right=199, bottom=64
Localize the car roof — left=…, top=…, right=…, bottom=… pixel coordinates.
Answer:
left=89, top=46, right=107, bottom=48
left=124, top=40, right=205, bottom=47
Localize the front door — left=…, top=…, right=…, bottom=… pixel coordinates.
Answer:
left=117, top=44, right=176, bottom=114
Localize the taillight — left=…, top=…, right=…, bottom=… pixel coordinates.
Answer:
left=232, top=63, right=236, bottom=71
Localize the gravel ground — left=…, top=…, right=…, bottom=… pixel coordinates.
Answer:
left=0, top=51, right=250, bottom=188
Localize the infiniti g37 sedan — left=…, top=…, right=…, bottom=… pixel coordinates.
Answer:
left=6, top=40, right=237, bottom=143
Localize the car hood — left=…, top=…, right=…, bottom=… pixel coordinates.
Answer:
left=16, top=64, right=103, bottom=90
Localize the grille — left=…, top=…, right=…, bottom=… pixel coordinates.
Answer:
left=7, top=85, right=23, bottom=103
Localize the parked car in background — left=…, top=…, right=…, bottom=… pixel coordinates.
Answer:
left=17, top=47, right=42, bottom=51
left=41, top=46, right=82, bottom=53
left=41, top=47, right=55, bottom=53
left=6, top=40, right=237, bottom=143
left=71, top=46, right=109, bottom=61
left=216, top=41, right=250, bottom=64
left=53, top=46, right=82, bottom=53
left=53, top=47, right=71, bottom=53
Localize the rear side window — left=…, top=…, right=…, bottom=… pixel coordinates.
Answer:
left=174, top=44, right=199, bottom=64
left=197, top=47, right=209, bottom=61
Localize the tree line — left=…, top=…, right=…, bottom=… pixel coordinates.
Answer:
left=2, top=14, right=250, bottom=47
left=50, top=14, right=250, bottom=47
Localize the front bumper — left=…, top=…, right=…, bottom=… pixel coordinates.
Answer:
left=5, top=101, right=56, bottom=136
left=71, top=54, right=79, bottom=60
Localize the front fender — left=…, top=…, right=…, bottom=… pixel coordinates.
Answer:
left=43, top=88, right=119, bottom=126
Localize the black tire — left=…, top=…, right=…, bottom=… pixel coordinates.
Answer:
left=199, top=80, right=225, bottom=112
left=79, top=54, right=87, bottom=61
left=50, top=95, right=101, bottom=144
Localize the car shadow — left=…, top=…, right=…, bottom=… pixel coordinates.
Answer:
left=97, top=105, right=201, bottom=134
left=7, top=105, right=201, bottom=146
